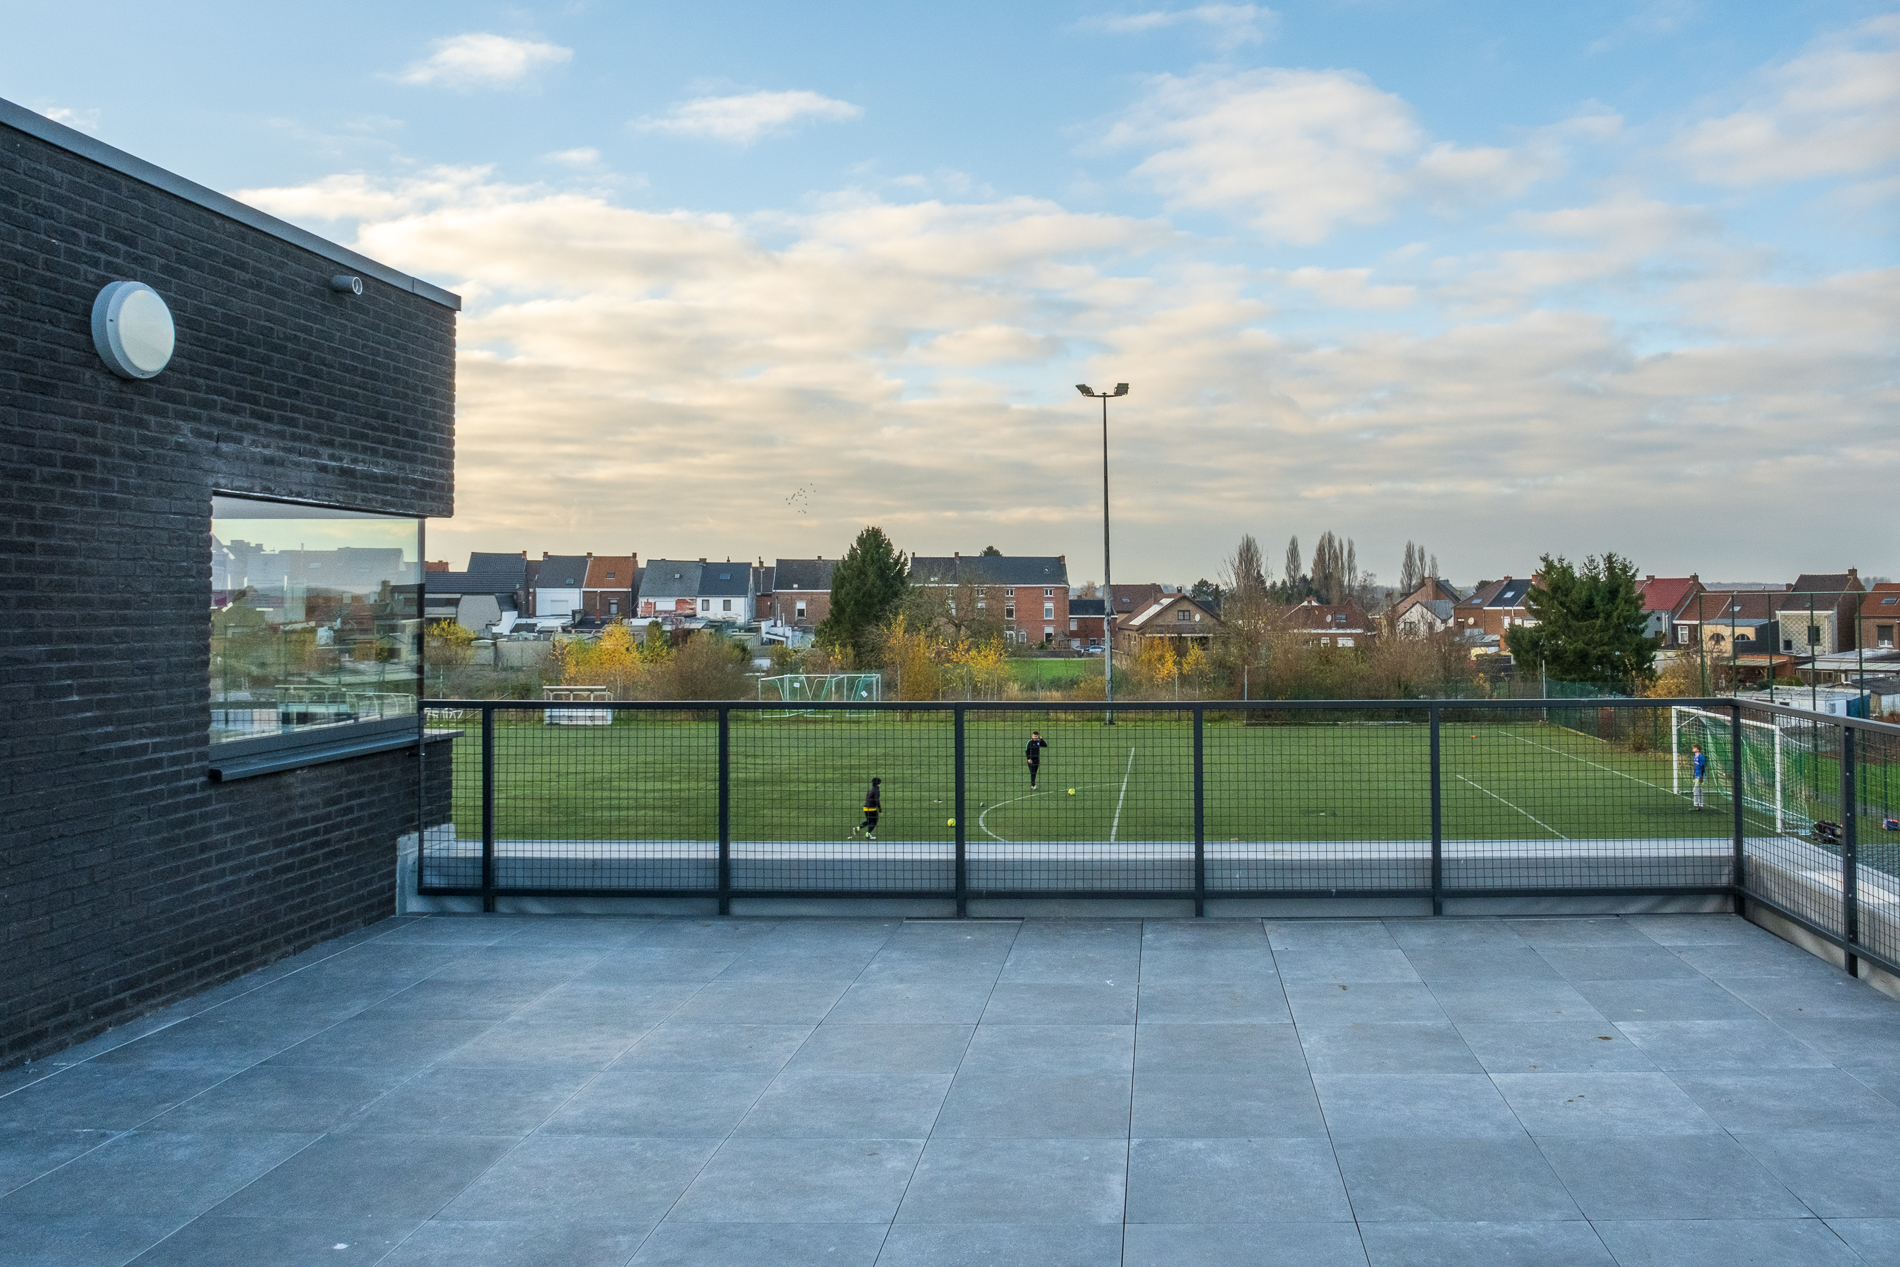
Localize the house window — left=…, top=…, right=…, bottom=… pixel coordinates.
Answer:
left=1879, top=624, right=1894, bottom=648
left=609, top=600, right=618, bottom=616
left=210, top=494, right=421, bottom=757
left=1044, top=626, right=1054, bottom=640
left=1044, top=588, right=1053, bottom=598
left=1004, top=588, right=1014, bottom=598
left=700, top=599, right=711, bottom=612
left=1069, top=619, right=1077, bottom=632
left=1338, top=636, right=1354, bottom=648
left=795, top=601, right=807, bottom=620
left=605, top=572, right=615, bottom=580
left=1043, top=603, right=1054, bottom=620
left=722, top=599, right=732, bottom=613
left=976, top=599, right=986, bottom=610
left=1676, top=625, right=1690, bottom=644
left=1320, top=636, right=1331, bottom=646
left=1005, top=605, right=1015, bottom=619
left=1176, top=609, right=1191, bottom=622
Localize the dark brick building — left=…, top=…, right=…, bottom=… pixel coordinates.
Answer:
left=1, top=99, right=458, bottom=1068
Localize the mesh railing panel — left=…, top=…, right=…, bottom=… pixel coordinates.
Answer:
left=1737, top=703, right=1844, bottom=938
left=1203, top=707, right=1429, bottom=893
left=963, top=708, right=1193, bottom=893
left=1853, top=722, right=1900, bottom=968
left=728, top=708, right=954, bottom=893
left=1438, top=703, right=1730, bottom=892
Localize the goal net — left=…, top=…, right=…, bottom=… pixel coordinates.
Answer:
left=1672, top=705, right=1800, bottom=834
left=758, top=673, right=882, bottom=717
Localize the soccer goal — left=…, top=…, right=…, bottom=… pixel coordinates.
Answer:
left=758, top=673, right=882, bottom=717
left=1672, top=705, right=1789, bottom=833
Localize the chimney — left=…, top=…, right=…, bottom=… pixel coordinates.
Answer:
left=586, top=551, right=593, bottom=558
left=953, top=551, right=960, bottom=559
left=543, top=551, right=551, bottom=559
left=699, top=557, right=707, bottom=563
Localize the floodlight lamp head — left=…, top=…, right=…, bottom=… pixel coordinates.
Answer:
left=1076, top=384, right=1094, bottom=397
left=1113, top=383, right=1129, bottom=396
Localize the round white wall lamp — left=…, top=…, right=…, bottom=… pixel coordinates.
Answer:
left=91, top=281, right=176, bottom=379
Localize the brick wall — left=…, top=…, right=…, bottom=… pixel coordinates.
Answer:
left=0, top=118, right=457, bottom=1068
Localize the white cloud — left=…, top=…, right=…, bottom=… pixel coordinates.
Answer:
left=1082, top=5, right=1276, bottom=48
left=633, top=90, right=863, bottom=145
left=543, top=147, right=601, bottom=167
left=394, top=33, right=572, bottom=89
left=1675, top=14, right=1900, bottom=184
left=40, top=105, right=100, bottom=133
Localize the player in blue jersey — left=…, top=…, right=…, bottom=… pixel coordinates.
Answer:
left=1691, top=744, right=1707, bottom=811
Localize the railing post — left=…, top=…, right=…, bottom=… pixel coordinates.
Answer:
left=1429, top=703, right=1443, bottom=916
left=1192, top=707, right=1205, bottom=917
left=1842, top=722, right=1859, bottom=979
left=954, top=706, right=967, bottom=918
left=480, top=704, right=496, bottom=914
left=717, top=707, right=732, bottom=916
left=1731, top=702, right=1746, bottom=909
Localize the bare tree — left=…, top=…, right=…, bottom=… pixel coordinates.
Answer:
left=1311, top=532, right=1349, bottom=604
left=1400, top=542, right=1420, bottom=595
left=1227, top=533, right=1268, bottom=600
left=1283, top=535, right=1301, bottom=590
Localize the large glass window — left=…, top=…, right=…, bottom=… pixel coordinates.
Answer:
left=210, top=495, right=421, bottom=747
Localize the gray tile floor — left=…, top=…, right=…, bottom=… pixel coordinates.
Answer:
left=4, top=912, right=1899, bottom=1265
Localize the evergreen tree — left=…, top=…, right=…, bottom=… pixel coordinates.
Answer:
left=817, top=526, right=909, bottom=659
left=980, top=544, right=1002, bottom=556
left=1400, top=543, right=1420, bottom=595
left=1283, top=535, right=1301, bottom=590
left=1504, top=553, right=1660, bottom=691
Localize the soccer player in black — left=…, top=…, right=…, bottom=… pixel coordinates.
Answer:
left=852, top=776, right=882, bottom=839
left=1025, top=731, right=1048, bottom=788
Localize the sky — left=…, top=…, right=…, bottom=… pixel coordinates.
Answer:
left=7, top=1, right=1895, bottom=590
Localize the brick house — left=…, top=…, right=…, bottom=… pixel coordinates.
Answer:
left=1861, top=583, right=1900, bottom=652
left=1775, top=571, right=1866, bottom=655
left=581, top=554, right=637, bottom=622
left=638, top=558, right=756, bottom=623
left=1286, top=597, right=1376, bottom=648
left=762, top=557, right=836, bottom=630
left=1114, top=592, right=1221, bottom=658
left=910, top=553, right=1071, bottom=645
left=1453, top=577, right=1537, bottom=642
left=532, top=553, right=591, bottom=622
left=1068, top=596, right=1106, bottom=648
left=1636, top=574, right=1707, bottom=649
left=1387, top=578, right=1464, bottom=637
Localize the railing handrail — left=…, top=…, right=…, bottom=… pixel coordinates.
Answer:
left=423, top=696, right=1744, bottom=714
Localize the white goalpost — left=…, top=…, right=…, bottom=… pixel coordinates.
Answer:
left=758, top=673, right=883, bottom=717
left=1671, top=705, right=1786, bottom=833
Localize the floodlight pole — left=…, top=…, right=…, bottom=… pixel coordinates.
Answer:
left=1077, top=382, right=1129, bottom=725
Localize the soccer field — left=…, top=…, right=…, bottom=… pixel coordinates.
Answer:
left=442, top=711, right=1753, bottom=847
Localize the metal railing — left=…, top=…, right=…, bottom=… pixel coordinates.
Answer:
left=418, top=696, right=1900, bottom=979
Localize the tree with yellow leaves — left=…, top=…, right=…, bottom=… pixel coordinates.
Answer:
left=1134, top=637, right=1177, bottom=697
left=883, top=614, right=943, bottom=701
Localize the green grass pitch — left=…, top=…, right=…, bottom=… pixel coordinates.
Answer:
left=446, top=712, right=1786, bottom=846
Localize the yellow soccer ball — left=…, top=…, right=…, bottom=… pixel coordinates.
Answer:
left=1068, top=788, right=1076, bottom=795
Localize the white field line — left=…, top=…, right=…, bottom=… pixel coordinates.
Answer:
left=1110, top=746, right=1137, bottom=844
left=1455, top=774, right=1569, bottom=840
left=1506, top=733, right=1673, bottom=794
left=977, top=788, right=1044, bottom=843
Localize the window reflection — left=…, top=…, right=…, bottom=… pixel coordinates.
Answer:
left=210, top=496, right=421, bottom=744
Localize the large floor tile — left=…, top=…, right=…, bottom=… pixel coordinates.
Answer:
left=355, top=977, right=562, bottom=1022
left=663, top=980, right=849, bottom=1026
left=1296, top=1022, right=1483, bottom=1076
left=786, top=1023, right=974, bottom=1073
left=897, top=1138, right=1126, bottom=1224
left=0, top=1214, right=186, bottom=1267
left=570, top=947, right=742, bottom=983
left=1427, top=979, right=1605, bottom=1025
left=1534, top=945, right=1699, bottom=982
left=85, top=1011, right=336, bottom=1069
left=1538, top=1134, right=1811, bottom=1220
left=1492, top=1071, right=1721, bottom=1138
left=629, top=1221, right=888, bottom=1266
left=1455, top=1021, right=1655, bottom=1074
left=997, top=922, right=1144, bottom=983
left=1134, top=981, right=1291, bottom=1024
left=1359, top=1219, right=1613, bottom=1266
left=959, top=1024, right=1133, bottom=1075
left=935, top=1073, right=1131, bottom=1138
left=1593, top=1216, right=1864, bottom=1266
left=1623, top=914, right=1763, bottom=945
left=1674, top=1069, right=1900, bottom=1133
left=823, top=981, right=996, bottom=1025
left=441, top=1135, right=719, bottom=1222
left=1313, top=1073, right=1524, bottom=1140
left=1383, top=918, right=1525, bottom=949
left=1827, top=1218, right=1900, bottom=1262
left=263, top=1017, right=494, bottom=1071
left=0, top=1129, right=313, bottom=1218
left=1264, top=920, right=1398, bottom=953
left=0, top=1129, right=116, bottom=1196
left=1131, top=1069, right=1327, bottom=1139
left=982, top=982, right=1137, bottom=1025
left=1137, top=948, right=1281, bottom=984
left=335, top=1066, right=590, bottom=1137
left=146, top=1067, right=409, bottom=1134
left=1132, top=1023, right=1305, bottom=1076
left=1733, top=1130, right=1900, bottom=1218
left=1333, top=1137, right=1580, bottom=1222
left=611, top=1024, right=812, bottom=1074
left=536, top=1070, right=769, bottom=1138
left=1283, top=981, right=1447, bottom=1025
left=1273, top=949, right=1421, bottom=985
left=1718, top=974, right=1900, bottom=1020
left=217, top=1133, right=519, bottom=1220
left=735, top=1072, right=951, bottom=1139
left=1126, top=1137, right=1351, bottom=1223
left=1400, top=947, right=1564, bottom=983
left=433, top=1018, right=651, bottom=1070
left=1570, top=977, right=1764, bottom=1022
left=1615, top=1018, right=1832, bottom=1071
left=670, top=1137, right=921, bottom=1223
left=120, top=1215, right=421, bottom=1267
left=376, top=1218, right=653, bottom=1266
left=0, top=1065, right=243, bottom=1132
left=1123, top=1221, right=1367, bottom=1267
left=1507, top=917, right=1655, bottom=947
left=878, top=1222, right=1124, bottom=1267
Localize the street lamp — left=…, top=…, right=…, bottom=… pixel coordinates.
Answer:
left=1076, top=382, right=1128, bottom=723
